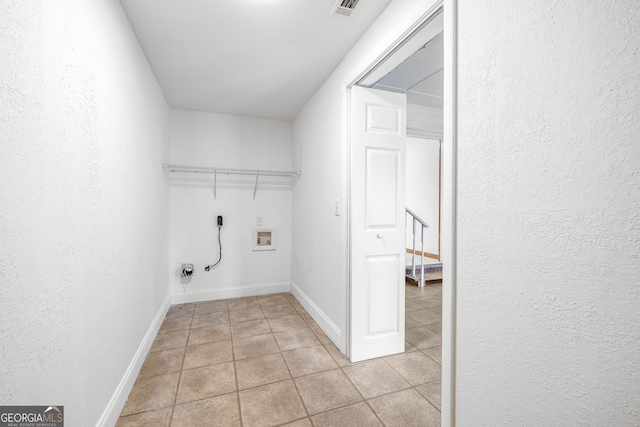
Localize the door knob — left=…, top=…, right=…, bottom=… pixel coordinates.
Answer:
left=377, top=233, right=383, bottom=239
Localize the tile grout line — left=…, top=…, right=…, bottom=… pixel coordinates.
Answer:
left=414, top=382, right=442, bottom=413
left=336, top=361, right=387, bottom=427
left=168, top=306, right=194, bottom=426
left=417, top=378, right=442, bottom=413
left=280, top=337, right=312, bottom=424
left=230, top=318, right=245, bottom=427
left=261, top=297, right=315, bottom=425
left=244, top=295, right=310, bottom=425
left=125, top=307, right=193, bottom=419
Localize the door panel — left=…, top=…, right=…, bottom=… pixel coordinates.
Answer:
left=350, top=86, right=406, bottom=362
left=366, top=148, right=399, bottom=228
left=366, top=104, right=402, bottom=135
left=365, top=254, right=401, bottom=336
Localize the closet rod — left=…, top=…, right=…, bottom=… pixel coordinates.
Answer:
left=162, top=163, right=298, bottom=177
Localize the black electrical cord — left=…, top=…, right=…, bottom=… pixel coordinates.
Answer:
left=204, top=225, right=222, bottom=271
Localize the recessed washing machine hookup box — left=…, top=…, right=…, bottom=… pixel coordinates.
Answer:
left=253, top=227, right=276, bottom=251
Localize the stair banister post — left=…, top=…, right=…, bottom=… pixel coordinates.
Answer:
left=420, top=224, right=425, bottom=287
left=412, top=217, right=417, bottom=279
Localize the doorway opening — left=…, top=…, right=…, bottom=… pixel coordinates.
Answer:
left=346, top=1, right=455, bottom=424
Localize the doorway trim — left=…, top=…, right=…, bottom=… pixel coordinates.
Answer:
left=345, top=1, right=457, bottom=425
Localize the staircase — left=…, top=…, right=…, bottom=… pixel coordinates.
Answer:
left=406, top=208, right=442, bottom=287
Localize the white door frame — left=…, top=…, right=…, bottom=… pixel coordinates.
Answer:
left=345, top=1, right=457, bottom=425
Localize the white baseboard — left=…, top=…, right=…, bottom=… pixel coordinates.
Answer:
left=171, top=281, right=291, bottom=305
left=290, top=281, right=343, bottom=350
left=96, top=295, right=171, bottom=427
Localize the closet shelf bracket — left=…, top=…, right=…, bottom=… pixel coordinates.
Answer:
left=253, top=172, right=260, bottom=200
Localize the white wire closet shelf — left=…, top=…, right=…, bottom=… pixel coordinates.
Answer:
left=162, top=163, right=301, bottom=199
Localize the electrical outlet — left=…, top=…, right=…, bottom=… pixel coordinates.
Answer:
left=256, top=216, right=263, bottom=226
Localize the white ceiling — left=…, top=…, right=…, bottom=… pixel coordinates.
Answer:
left=371, top=31, right=444, bottom=109
left=118, top=0, right=392, bottom=120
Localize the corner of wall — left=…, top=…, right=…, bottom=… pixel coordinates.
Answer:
left=290, top=282, right=345, bottom=352
left=96, top=296, right=171, bottom=427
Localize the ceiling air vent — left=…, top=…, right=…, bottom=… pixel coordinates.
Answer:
left=331, top=0, right=360, bottom=18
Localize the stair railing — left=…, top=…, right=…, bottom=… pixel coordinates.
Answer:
left=406, top=208, right=429, bottom=287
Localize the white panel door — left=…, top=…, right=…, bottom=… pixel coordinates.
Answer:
left=350, top=86, right=406, bottom=362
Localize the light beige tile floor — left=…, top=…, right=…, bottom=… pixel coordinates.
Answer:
left=116, top=281, right=442, bottom=426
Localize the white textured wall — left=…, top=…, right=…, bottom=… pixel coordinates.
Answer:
left=292, top=0, right=441, bottom=352
left=292, top=83, right=347, bottom=346
left=456, top=1, right=640, bottom=425
left=0, top=1, right=169, bottom=425
left=169, top=109, right=293, bottom=301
